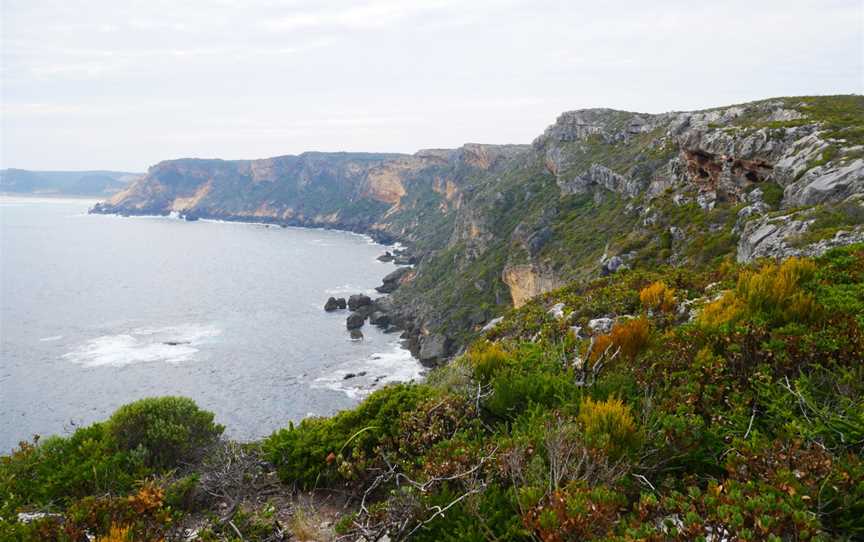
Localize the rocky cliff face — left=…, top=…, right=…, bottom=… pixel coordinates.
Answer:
left=93, top=95, right=864, bottom=359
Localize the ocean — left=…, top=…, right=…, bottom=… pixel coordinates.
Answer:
left=0, top=195, right=423, bottom=452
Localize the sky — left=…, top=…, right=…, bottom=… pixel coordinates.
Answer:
left=1, top=0, right=862, bottom=171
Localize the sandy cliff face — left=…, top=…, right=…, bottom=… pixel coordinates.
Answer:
left=502, top=264, right=562, bottom=308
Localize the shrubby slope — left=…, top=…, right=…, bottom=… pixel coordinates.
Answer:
left=3, top=244, right=863, bottom=540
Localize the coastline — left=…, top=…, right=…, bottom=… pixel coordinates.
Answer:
left=86, top=204, right=427, bottom=383
left=88, top=204, right=430, bottom=361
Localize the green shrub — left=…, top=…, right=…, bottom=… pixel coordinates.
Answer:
left=107, top=396, right=223, bottom=469
left=265, top=384, right=434, bottom=487
left=0, top=424, right=146, bottom=516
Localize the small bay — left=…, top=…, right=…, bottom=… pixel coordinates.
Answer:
left=0, top=196, right=422, bottom=452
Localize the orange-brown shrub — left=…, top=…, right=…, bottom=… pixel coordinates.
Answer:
left=639, top=281, right=676, bottom=312
left=588, top=317, right=650, bottom=362
left=610, top=316, right=650, bottom=361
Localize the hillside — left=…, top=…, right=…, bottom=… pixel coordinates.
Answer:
left=3, top=244, right=863, bottom=540
left=0, top=169, right=140, bottom=196
left=92, top=95, right=864, bottom=362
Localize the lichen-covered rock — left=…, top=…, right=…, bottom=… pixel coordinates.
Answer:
left=559, top=164, right=643, bottom=198
left=587, top=317, right=614, bottom=335
left=783, top=159, right=864, bottom=206
left=737, top=213, right=864, bottom=263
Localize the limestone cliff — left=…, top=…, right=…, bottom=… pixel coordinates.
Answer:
left=93, top=95, right=864, bottom=359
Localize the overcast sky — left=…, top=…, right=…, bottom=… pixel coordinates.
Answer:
left=2, top=0, right=862, bottom=171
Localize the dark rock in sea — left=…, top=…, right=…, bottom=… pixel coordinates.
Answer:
left=343, top=371, right=367, bottom=380
left=369, top=311, right=391, bottom=327
left=375, top=266, right=412, bottom=293
left=356, top=305, right=375, bottom=319
left=348, top=294, right=372, bottom=311
left=349, top=328, right=364, bottom=340
left=336, top=297, right=347, bottom=309
left=163, top=341, right=191, bottom=346
left=183, top=212, right=199, bottom=222
left=377, top=251, right=394, bottom=262
left=375, top=283, right=396, bottom=294
left=324, top=297, right=341, bottom=311
left=347, top=313, right=366, bottom=330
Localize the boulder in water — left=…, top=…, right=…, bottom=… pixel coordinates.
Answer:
left=347, top=313, right=366, bottom=330
left=348, top=294, right=372, bottom=311
left=324, top=297, right=345, bottom=311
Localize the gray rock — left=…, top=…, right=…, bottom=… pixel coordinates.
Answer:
left=548, top=302, right=566, bottom=319
left=736, top=214, right=812, bottom=262
left=587, top=317, right=614, bottom=334
left=354, top=305, right=374, bottom=319
left=600, top=255, right=628, bottom=276
left=324, top=297, right=345, bottom=311
left=696, top=191, right=716, bottom=210
left=346, top=313, right=366, bottom=330
left=785, top=159, right=864, bottom=206
left=349, top=328, right=364, bottom=340
left=369, top=311, right=391, bottom=327
left=18, top=512, right=62, bottom=524
left=372, top=296, right=395, bottom=313
left=419, top=334, right=449, bottom=364
left=737, top=212, right=864, bottom=263
left=733, top=202, right=769, bottom=234
left=560, top=163, right=643, bottom=198
left=382, top=266, right=411, bottom=284
left=347, top=294, right=372, bottom=311
left=482, top=317, right=504, bottom=332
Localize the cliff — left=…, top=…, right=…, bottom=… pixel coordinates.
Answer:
left=92, top=95, right=864, bottom=359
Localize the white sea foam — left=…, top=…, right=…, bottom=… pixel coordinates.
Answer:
left=311, top=341, right=425, bottom=399
left=324, top=284, right=379, bottom=296
left=39, top=335, right=64, bottom=342
left=63, top=323, right=221, bottom=367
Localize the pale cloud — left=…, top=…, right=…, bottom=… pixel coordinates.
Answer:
left=263, top=0, right=463, bottom=30
left=1, top=0, right=861, bottom=170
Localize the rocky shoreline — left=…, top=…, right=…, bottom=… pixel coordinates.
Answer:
left=89, top=203, right=402, bottom=245
left=321, top=244, right=447, bottom=367
left=89, top=203, right=450, bottom=367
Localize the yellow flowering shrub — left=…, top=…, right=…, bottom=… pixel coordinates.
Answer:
left=639, top=281, right=676, bottom=312
left=698, top=257, right=819, bottom=328
left=577, top=397, right=637, bottom=458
